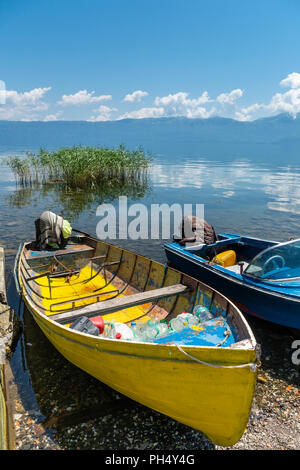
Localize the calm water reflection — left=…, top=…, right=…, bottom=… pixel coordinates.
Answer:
left=1, top=155, right=300, bottom=275
left=0, top=154, right=299, bottom=309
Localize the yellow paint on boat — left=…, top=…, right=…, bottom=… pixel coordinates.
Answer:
left=17, top=238, right=258, bottom=446
left=37, top=266, right=151, bottom=325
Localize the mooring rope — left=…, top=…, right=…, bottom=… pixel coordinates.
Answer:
left=176, top=344, right=258, bottom=372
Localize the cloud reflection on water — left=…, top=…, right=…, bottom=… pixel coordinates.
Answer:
left=152, top=159, right=300, bottom=215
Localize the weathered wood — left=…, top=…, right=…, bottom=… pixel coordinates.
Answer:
left=90, top=255, right=106, bottom=261
left=50, top=283, right=188, bottom=324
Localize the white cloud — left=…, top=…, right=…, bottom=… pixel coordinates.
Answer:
left=0, top=86, right=51, bottom=120
left=280, top=72, right=300, bottom=89
left=43, top=111, right=63, bottom=121
left=216, top=88, right=243, bottom=105
left=235, top=73, right=300, bottom=121
left=150, top=91, right=214, bottom=119
left=88, top=105, right=118, bottom=122
left=5, top=87, right=51, bottom=106
left=58, top=90, right=112, bottom=106
left=184, top=106, right=217, bottom=119
left=268, top=88, right=300, bottom=118
left=154, top=91, right=211, bottom=108
left=235, top=103, right=264, bottom=121
left=117, top=107, right=165, bottom=120
left=123, top=90, right=149, bottom=102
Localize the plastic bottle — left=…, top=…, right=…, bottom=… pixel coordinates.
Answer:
left=146, top=318, right=170, bottom=337
left=103, top=321, right=114, bottom=337
left=170, top=316, right=185, bottom=331
left=193, top=305, right=214, bottom=323
left=138, top=321, right=159, bottom=341
left=108, top=322, right=135, bottom=340
left=170, top=312, right=199, bottom=331
left=156, top=322, right=169, bottom=337
left=130, top=321, right=143, bottom=340
left=182, top=313, right=199, bottom=327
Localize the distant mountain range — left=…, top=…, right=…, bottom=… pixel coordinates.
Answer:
left=0, top=113, right=299, bottom=162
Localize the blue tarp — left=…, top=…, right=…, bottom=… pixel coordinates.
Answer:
left=152, top=317, right=236, bottom=347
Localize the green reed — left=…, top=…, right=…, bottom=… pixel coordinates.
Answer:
left=5, top=145, right=152, bottom=188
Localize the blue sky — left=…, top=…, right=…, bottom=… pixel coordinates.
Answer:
left=1, top=0, right=300, bottom=121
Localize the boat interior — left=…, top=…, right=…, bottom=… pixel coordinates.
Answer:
left=18, top=235, right=254, bottom=348
left=178, top=233, right=277, bottom=274
left=175, top=233, right=300, bottom=281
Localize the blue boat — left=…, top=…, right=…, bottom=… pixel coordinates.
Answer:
left=164, top=233, right=300, bottom=330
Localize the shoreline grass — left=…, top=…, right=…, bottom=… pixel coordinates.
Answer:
left=5, top=145, right=152, bottom=188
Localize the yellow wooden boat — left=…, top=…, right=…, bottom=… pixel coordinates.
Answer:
left=15, top=234, right=259, bottom=446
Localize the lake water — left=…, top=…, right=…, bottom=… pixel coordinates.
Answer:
left=1, top=153, right=300, bottom=278
left=1, top=150, right=299, bottom=448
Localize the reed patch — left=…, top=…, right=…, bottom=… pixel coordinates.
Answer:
left=5, top=145, right=152, bottom=189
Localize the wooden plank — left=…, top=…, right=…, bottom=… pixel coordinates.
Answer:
left=50, top=283, right=188, bottom=324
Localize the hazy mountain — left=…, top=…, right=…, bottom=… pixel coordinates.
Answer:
left=0, top=114, right=299, bottom=162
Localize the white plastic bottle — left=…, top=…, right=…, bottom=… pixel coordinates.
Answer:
left=108, top=322, right=135, bottom=340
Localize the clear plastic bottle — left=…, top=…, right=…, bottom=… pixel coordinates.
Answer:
left=147, top=318, right=169, bottom=337
left=193, top=305, right=214, bottom=323
left=170, top=312, right=199, bottom=331
left=170, top=316, right=185, bottom=331
left=157, top=322, right=169, bottom=337
left=130, top=322, right=142, bottom=340
left=187, top=315, right=200, bottom=327
left=138, top=321, right=159, bottom=341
